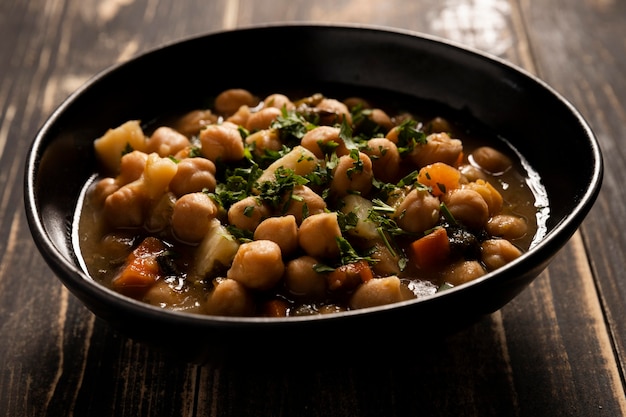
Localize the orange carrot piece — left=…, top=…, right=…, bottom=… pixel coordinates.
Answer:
left=261, top=299, right=290, bottom=317
left=327, top=260, right=374, bottom=291
left=409, top=227, right=450, bottom=270
left=454, top=151, right=465, bottom=168
left=417, top=162, right=461, bottom=197
left=354, top=260, right=374, bottom=283
left=112, top=237, right=165, bottom=297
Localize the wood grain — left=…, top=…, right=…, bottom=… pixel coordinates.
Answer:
left=1, top=0, right=624, bottom=415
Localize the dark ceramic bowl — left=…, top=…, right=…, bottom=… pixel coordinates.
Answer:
left=24, top=24, right=602, bottom=365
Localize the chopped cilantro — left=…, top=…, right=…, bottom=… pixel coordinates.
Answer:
left=270, top=108, right=316, bottom=143
left=256, top=166, right=309, bottom=210
left=395, top=119, right=427, bottom=156
left=336, top=236, right=376, bottom=265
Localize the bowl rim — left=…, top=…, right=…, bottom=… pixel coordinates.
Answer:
left=24, top=22, right=604, bottom=328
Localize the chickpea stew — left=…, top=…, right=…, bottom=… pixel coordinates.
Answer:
left=75, top=89, right=549, bottom=317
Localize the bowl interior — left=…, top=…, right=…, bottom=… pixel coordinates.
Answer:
left=25, top=24, right=602, bottom=362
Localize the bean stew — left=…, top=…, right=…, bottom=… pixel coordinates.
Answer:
left=74, top=89, right=549, bottom=317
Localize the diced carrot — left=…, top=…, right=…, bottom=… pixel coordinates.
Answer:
left=261, top=299, right=289, bottom=317
left=409, top=227, right=450, bottom=270
left=327, top=260, right=374, bottom=292
left=454, top=151, right=465, bottom=168
left=353, top=260, right=374, bottom=283
left=417, top=162, right=461, bottom=196
left=112, top=237, right=166, bottom=297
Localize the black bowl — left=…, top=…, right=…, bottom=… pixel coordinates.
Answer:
left=24, top=24, right=602, bottom=365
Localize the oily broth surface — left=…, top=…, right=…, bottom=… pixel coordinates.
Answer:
left=74, top=90, right=548, bottom=316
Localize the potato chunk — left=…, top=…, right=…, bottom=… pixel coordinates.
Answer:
left=339, top=194, right=378, bottom=240
left=256, top=145, right=319, bottom=185
left=193, top=219, right=240, bottom=281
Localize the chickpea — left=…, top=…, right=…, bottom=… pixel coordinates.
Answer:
left=284, top=255, right=327, bottom=299
left=298, top=212, right=342, bottom=259
left=225, top=104, right=250, bottom=127
left=442, top=188, right=489, bottom=230
left=440, top=260, right=486, bottom=286
left=263, top=93, right=295, bottom=111
left=171, top=109, right=218, bottom=138
left=409, top=132, right=463, bottom=168
left=146, top=126, right=191, bottom=158
left=385, top=125, right=401, bottom=144
left=367, top=108, right=394, bottom=132
left=245, top=128, right=282, bottom=157
left=246, top=107, right=282, bottom=132
left=343, top=97, right=370, bottom=110
left=199, top=122, right=245, bottom=162
left=349, top=276, right=415, bottom=310
left=301, top=126, right=348, bottom=158
left=142, top=280, right=197, bottom=311
left=315, top=98, right=352, bottom=126
left=481, top=239, right=523, bottom=271
left=227, top=240, right=285, bottom=291
left=254, top=215, right=299, bottom=257
left=117, top=150, right=148, bottom=186
left=214, top=88, right=258, bottom=116
left=91, top=177, right=119, bottom=207
left=463, top=179, right=503, bottom=216
left=169, top=157, right=217, bottom=197
left=99, top=232, right=136, bottom=264
left=330, top=152, right=374, bottom=197
left=204, top=278, right=255, bottom=316
left=394, top=188, right=440, bottom=234
left=103, top=182, right=147, bottom=228
left=486, top=214, right=528, bottom=240
left=280, top=185, right=327, bottom=224
left=425, top=116, right=453, bottom=134
left=171, top=192, right=219, bottom=243
left=365, top=138, right=400, bottom=183
left=458, top=164, right=487, bottom=183
left=103, top=154, right=176, bottom=227
left=471, top=146, right=512, bottom=174
left=227, top=196, right=270, bottom=232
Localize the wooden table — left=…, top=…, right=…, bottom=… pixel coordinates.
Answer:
left=2, top=0, right=625, bottom=415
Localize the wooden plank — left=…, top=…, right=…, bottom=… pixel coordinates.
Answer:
left=519, top=0, right=626, bottom=377
left=0, top=0, right=624, bottom=415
